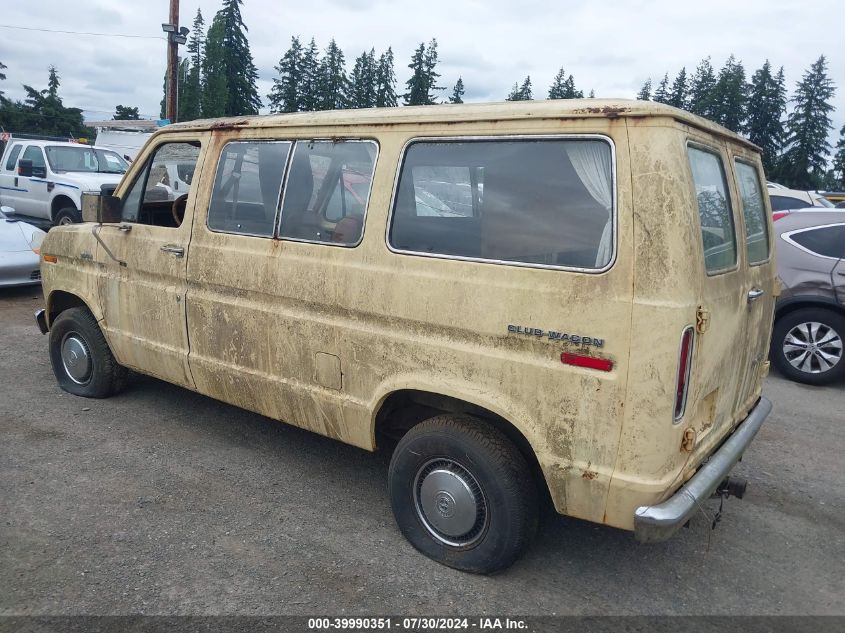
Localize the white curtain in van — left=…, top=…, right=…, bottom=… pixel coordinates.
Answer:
left=564, top=142, right=613, bottom=267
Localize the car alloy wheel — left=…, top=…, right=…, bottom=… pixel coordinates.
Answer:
left=783, top=321, right=843, bottom=374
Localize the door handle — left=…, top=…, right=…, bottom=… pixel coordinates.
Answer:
left=160, top=244, right=185, bottom=257
left=747, top=288, right=764, bottom=303
left=118, top=223, right=133, bottom=232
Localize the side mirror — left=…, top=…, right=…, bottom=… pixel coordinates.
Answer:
left=33, top=165, right=47, bottom=179
left=18, top=159, right=33, bottom=178
left=82, top=191, right=122, bottom=223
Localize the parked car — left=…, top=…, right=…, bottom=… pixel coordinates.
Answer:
left=0, top=137, right=129, bottom=226
left=766, top=183, right=834, bottom=212
left=772, top=210, right=845, bottom=384
left=37, top=99, right=775, bottom=573
left=0, top=206, right=45, bottom=287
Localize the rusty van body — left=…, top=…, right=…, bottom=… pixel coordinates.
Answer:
left=36, top=100, right=775, bottom=573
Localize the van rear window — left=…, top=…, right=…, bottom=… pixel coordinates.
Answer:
left=735, top=161, right=770, bottom=265
left=388, top=138, right=615, bottom=271
left=688, top=146, right=737, bottom=274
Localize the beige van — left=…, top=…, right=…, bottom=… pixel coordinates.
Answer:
left=35, top=100, right=775, bottom=573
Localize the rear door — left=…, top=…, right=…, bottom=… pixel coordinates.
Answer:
left=730, top=157, right=776, bottom=412
left=685, top=141, right=770, bottom=452
left=0, top=142, right=26, bottom=209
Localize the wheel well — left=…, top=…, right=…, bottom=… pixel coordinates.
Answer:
left=776, top=299, right=845, bottom=322
left=48, top=291, right=88, bottom=326
left=51, top=195, right=77, bottom=220
left=375, top=389, right=550, bottom=504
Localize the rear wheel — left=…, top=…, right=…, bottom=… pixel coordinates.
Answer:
left=54, top=207, right=81, bottom=226
left=772, top=308, right=845, bottom=385
left=49, top=307, right=127, bottom=398
left=388, top=414, right=538, bottom=574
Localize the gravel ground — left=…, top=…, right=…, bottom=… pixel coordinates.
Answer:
left=1, top=285, right=843, bottom=615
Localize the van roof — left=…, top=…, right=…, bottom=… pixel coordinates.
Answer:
left=167, top=98, right=760, bottom=152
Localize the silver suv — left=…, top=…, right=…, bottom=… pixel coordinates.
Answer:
left=772, top=210, right=845, bottom=384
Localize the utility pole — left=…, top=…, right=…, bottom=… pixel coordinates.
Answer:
left=162, top=0, right=188, bottom=123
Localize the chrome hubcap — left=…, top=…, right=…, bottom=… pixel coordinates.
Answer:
left=61, top=333, right=92, bottom=384
left=783, top=321, right=843, bottom=374
left=58, top=216, right=73, bottom=225
left=413, top=459, right=488, bottom=547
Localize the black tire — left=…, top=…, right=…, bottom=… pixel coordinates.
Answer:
left=388, top=414, right=538, bottom=574
left=54, top=207, right=81, bottom=226
left=49, top=307, right=128, bottom=398
left=772, top=307, right=845, bottom=385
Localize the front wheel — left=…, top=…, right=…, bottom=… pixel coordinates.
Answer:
left=772, top=308, right=845, bottom=385
left=49, top=307, right=127, bottom=398
left=388, top=414, right=538, bottom=574
left=54, top=207, right=81, bottom=226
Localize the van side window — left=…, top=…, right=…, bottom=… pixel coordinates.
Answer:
left=734, top=161, right=769, bottom=264
left=688, top=146, right=737, bottom=274
left=279, top=140, right=377, bottom=246
left=5, top=144, right=23, bottom=171
left=389, top=138, right=615, bottom=270
left=208, top=141, right=291, bottom=237
left=122, top=142, right=201, bottom=227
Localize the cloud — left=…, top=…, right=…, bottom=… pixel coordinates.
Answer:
left=0, top=0, right=842, bottom=144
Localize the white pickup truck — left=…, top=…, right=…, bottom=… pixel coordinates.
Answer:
left=0, top=136, right=129, bottom=225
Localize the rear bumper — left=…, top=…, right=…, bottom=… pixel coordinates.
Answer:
left=35, top=308, right=48, bottom=334
left=633, top=397, right=772, bottom=543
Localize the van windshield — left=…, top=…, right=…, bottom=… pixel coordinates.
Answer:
left=45, top=146, right=128, bottom=174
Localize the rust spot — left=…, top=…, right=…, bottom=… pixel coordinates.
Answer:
left=581, top=469, right=598, bottom=480
left=574, top=106, right=630, bottom=119
left=209, top=119, right=250, bottom=130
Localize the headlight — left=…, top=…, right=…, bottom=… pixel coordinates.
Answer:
left=30, top=231, right=46, bottom=255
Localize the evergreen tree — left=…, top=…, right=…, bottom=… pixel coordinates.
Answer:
left=374, top=47, right=397, bottom=107
left=0, top=61, right=6, bottom=99
left=403, top=40, right=443, bottom=105
left=180, top=9, right=205, bottom=121
left=745, top=61, right=787, bottom=174
left=449, top=77, right=465, bottom=104
left=0, top=67, right=90, bottom=138
left=201, top=17, right=229, bottom=117
left=710, top=55, right=747, bottom=132
left=832, top=123, right=845, bottom=189
left=350, top=48, right=378, bottom=108
left=506, top=82, right=521, bottom=101
left=548, top=67, right=582, bottom=99
left=589, top=89, right=595, bottom=98
left=653, top=73, right=670, bottom=103
left=316, top=39, right=350, bottom=110
left=637, top=78, right=652, bottom=100
left=668, top=67, right=688, bottom=109
left=779, top=56, right=837, bottom=189
left=114, top=105, right=141, bottom=120
left=268, top=36, right=304, bottom=113
left=300, top=38, right=321, bottom=111
left=688, top=57, right=717, bottom=118
left=202, top=0, right=261, bottom=116
left=518, top=76, right=533, bottom=100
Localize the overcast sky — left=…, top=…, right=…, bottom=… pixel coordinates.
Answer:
left=1, top=0, right=843, bottom=141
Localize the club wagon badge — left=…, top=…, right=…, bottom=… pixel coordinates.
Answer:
left=507, top=324, right=604, bottom=347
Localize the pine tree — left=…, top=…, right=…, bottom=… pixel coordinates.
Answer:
left=710, top=55, right=747, bottom=132
left=668, top=67, right=688, bottom=109
left=375, top=47, right=397, bottom=107
left=268, top=36, right=304, bottom=113
left=637, top=78, right=652, bottom=100
left=202, top=0, right=261, bottom=117
left=548, top=67, right=582, bottom=99
left=202, top=18, right=228, bottom=117
left=47, top=65, right=60, bottom=98
left=403, top=40, right=443, bottom=106
left=688, top=57, right=717, bottom=118
left=745, top=61, right=787, bottom=174
left=779, top=56, right=837, bottom=189
left=300, top=38, right=321, bottom=111
left=832, top=123, right=845, bottom=189
left=449, top=77, right=465, bottom=104
left=653, top=73, right=670, bottom=103
left=518, top=76, right=533, bottom=100
left=0, top=61, right=6, bottom=99
left=1, top=67, right=89, bottom=138
left=316, top=39, right=350, bottom=110
left=180, top=9, right=205, bottom=121
left=506, top=82, right=521, bottom=101
left=589, top=89, right=595, bottom=98
left=350, top=48, right=378, bottom=108
left=114, top=105, right=141, bottom=120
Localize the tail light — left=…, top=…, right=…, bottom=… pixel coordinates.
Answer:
left=772, top=211, right=790, bottom=221
left=674, top=327, right=695, bottom=421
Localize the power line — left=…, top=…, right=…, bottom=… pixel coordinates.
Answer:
left=0, top=24, right=165, bottom=40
